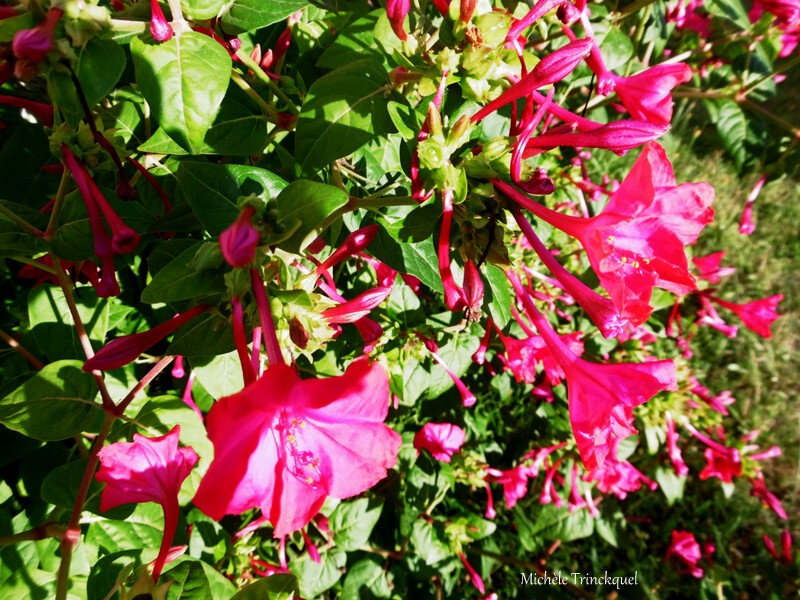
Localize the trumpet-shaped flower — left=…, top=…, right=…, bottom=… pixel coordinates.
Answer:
left=413, top=422, right=466, bottom=462
left=95, top=426, right=198, bottom=580
left=193, top=358, right=401, bottom=537
left=499, top=142, right=715, bottom=325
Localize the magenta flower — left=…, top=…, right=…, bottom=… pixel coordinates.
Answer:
left=666, top=530, right=705, bottom=578
left=413, top=422, right=466, bottom=462
left=83, top=305, right=208, bottom=371
left=219, top=205, right=259, bottom=268
left=507, top=270, right=677, bottom=469
left=584, top=439, right=657, bottom=500
left=750, top=475, right=788, bottom=519
left=665, top=412, right=689, bottom=477
left=486, top=464, right=534, bottom=509
left=386, top=0, right=411, bottom=40
left=462, top=259, right=484, bottom=322
left=193, top=358, right=401, bottom=537
left=523, top=120, right=668, bottom=155
left=458, top=553, right=486, bottom=594
left=692, top=251, right=735, bottom=284
left=322, top=285, right=393, bottom=323
left=316, top=225, right=378, bottom=274
left=12, top=7, right=63, bottom=62
left=438, top=190, right=465, bottom=311
left=739, top=175, right=766, bottom=235
left=499, top=142, right=715, bottom=325
left=95, top=426, right=198, bottom=580
left=611, top=63, right=692, bottom=126
left=149, top=0, right=173, bottom=42
left=698, top=444, right=742, bottom=483
left=471, top=38, right=592, bottom=123
left=707, top=294, right=783, bottom=338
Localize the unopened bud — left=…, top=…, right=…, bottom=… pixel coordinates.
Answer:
left=462, top=259, right=484, bottom=322
left=289, top=316, right=309, bottom=349
left=426, top=103, right=443, bottom=137
left=460, top=0, right=477, bottom=22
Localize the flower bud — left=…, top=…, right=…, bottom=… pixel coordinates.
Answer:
left=425, top=103, right=443, bottom=138
left=219, top=206, right=260, bottom=268
left=460, top=0, right=477, bottom=22
left=386, top=0, right=411, bottom=40
left=12, top=8, right=63, bottom=62
left=289, top=316, right=309, bottom=349
left=149, top=0, right=173, bottom=42
left=462, top=259, right=484, bottom=322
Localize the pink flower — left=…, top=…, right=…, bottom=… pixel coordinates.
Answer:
left=458, top=553, right=485, bottom=594
left=750, top=475, right=788, bottom=519
left=413, top=422, right=466, bottom=462
left=754, top=0, right=800, bottom=22
left=692, top=251, right=735, bottom=284
left=666, top=530, right=705, bottom=578
left=471, top=38, right=593, bottom=123
left=739, top=175, right=766, bottom=235
left=486, top=464, right=535, bottom=508
left=462, top=259, right=484, bottom=322
left=12, top=8, right=63, bottom=62
left=219, top=206, right=259, bottom=268
left=83, top=305, right=208, bottom=371
left=95, top=426, right=198, bottom=580
left=386, top=0, right=411, bottom=40
left=500, top=142, right=715, bottom=325
left=611, top=63, right=692, bottom=126
left=507, top=270, right=677, bottom=469
left=708, top=294, right=783, bottom=338
left=438, top=190, right=465, bottom=311
left=317, top=225, right=378, bottom=273
left=149, top=0, right=173, bottom=42
left=665, top=412, right=689, bottom=477
left=322, top=285, right=393, bottom=323
left=698, top=445, right=742, bottom=483
left=523, top=120, right=668, bottom=155
left=584, top=439, right=657, bottom=499
left=193, top=358, right=401, bottom=537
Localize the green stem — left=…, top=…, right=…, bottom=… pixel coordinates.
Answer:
left=45, top=168, right=70, bottom=239
left=349, top=195, right=417, bottom=209
left=235, top=50, right=299, bottom=115
left=741, top=54, right=800, bottom=96
left=231, top=71, right=280, bottom=122
left=55, top=412, right=114, bottom=600
left=0, top=203, right=44, bottom=238
left=108, top=19, right=148, bottom=34
left=0, top=522, right=64, bottom=546
left=0, top=328, right=44, bottom=370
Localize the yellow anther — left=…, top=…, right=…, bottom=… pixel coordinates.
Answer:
left=287, top=434, right=296, bottom=445
left=642, top=258, right=650, bottom=264
left=607, top=235, right=615, bottom=243
left=298, top=420, right=306, bottom=428
left=631, top=261, right=640, bottom=268
left=620, top=256, right=627, bottom=263
left=306, top=477, right=314, bottom=484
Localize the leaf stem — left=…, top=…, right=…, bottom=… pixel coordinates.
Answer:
left=235, top=50, right=299, bottom=115
left=115, top=356, right=175, bottom=415
left=45, top=167, right=70, bottom=239
left=55, top=411, right=114, bottom=600
left=49, top=253, right=115, bottom=411
left=0, top=328, right=44, bottom=369
left=0, top=203, right=44, bottom=237
left=0, top=522, right=64, bottom=546
left=230, top=71, right=280, bottom=122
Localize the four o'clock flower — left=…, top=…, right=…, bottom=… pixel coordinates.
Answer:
left=584, top=439, right=657, bottom=499
left=523, top=120, right=668, bottom=155
left=219, top=205, right=260, bottom=268
left=692, top=251, right=736, bottom=284
left=95, top=426, right=198, bottom=580
left=666, top=530, right=705, bottom=578
left=462, top=259, right=484, bottom=322
left=507, top=269, right=677, bottom=469
left=83, top=305, right=209, bottom=371
left=499, top=142, right=715, bottom=325
left=413, top=422, right=466, bottom=462
left=750, top=475, right=788, bottom=519
left=149, top=0, right=173, bottom=42
left=193, top=358, right=401, bottom=537
left=12, top=7, right=63, bottom=63
left=438, top=189, right=465, bottom=311
left=387, top=0, right=411, bottom=40
left=706, top=294, right=783, bottom=338
left=322, top=286, right=393, bottom=323
left=610, top=63, right=693, bottom=126
left=665, top=412, right=689, bottom=477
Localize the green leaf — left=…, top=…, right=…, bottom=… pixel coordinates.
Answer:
left=514, top=504, right=595, bottom=552
left=0, top=360, right=99, bottom=441
left=163, top=556, right=237, bottom=600
left=341, top=557, right=392, bottom=600
left=274, top=180, right=350, bottom=252
left=290, top=549, right=346, bottom=598
left=410, top=519, right=452, bottom=565
left=167, top=312, right=236, bottom=363
left=192, top=350, right=244, bottom=399
left=141, top=242, right=227, bottom=303
left=181, top=0, right=226, bottom=20
left=594, top=24, right=634, bottom=71
left=705, top=0, right=750, bottom=29
left=328, top=497, right=383, bottom=551
left=139, top=84, right=270, bottom=156
left=708, top=98, right=749, bottom=172
left=317, top=11, right=385, bottom=70
left=41, top=460, right=134, bottom=519
left=595, top=517, right=619, bottom=547
left=86, top=550, right=142, bottom=600
left=176, top=162, right=287, bottom=236
left=219, top=0, right=309, bottom=34
left=131, top=32, right=232, bottom=154
left=230, top=574, right=300, bottom=600
left=483, top=263, right=511, bottom=328
left=86, top=503, right=164, bottom=554
left=655, top=466, right=686, bottom=506
left=295, top=59, right=392, bottom=173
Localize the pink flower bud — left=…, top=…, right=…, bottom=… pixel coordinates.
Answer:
left=12, top=8, right=63, bottom=62
left=387, top=0, right=411, bottom=40
left=317, top=225, right=378, bottom=273
left=322, top=286, right=393, bottom=323
left=219, top=206, right=259, bottom=268
left=83, top=305, right=209, bottom=371
left=149, top=0, right=174, bottom=42
left=462, top=259, right=484, bottom=322
left=460, top=0, right=477, bottom=22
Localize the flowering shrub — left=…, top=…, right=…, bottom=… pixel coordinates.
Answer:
left=0, top=0, right=796, bottom=597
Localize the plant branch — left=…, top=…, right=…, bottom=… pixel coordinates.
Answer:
left=0, top=328, right=43, bottom=369
left=0, top=522, right=64, bottom=546
left=115, top=356, right=175, bottom=415
left=49, top=253, right=115, bottom=411
left=45, top=168, right=70, bottom=239
left=55, top=411, right=114, bottom=600
left=0, top=203, right=44, bottom=237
